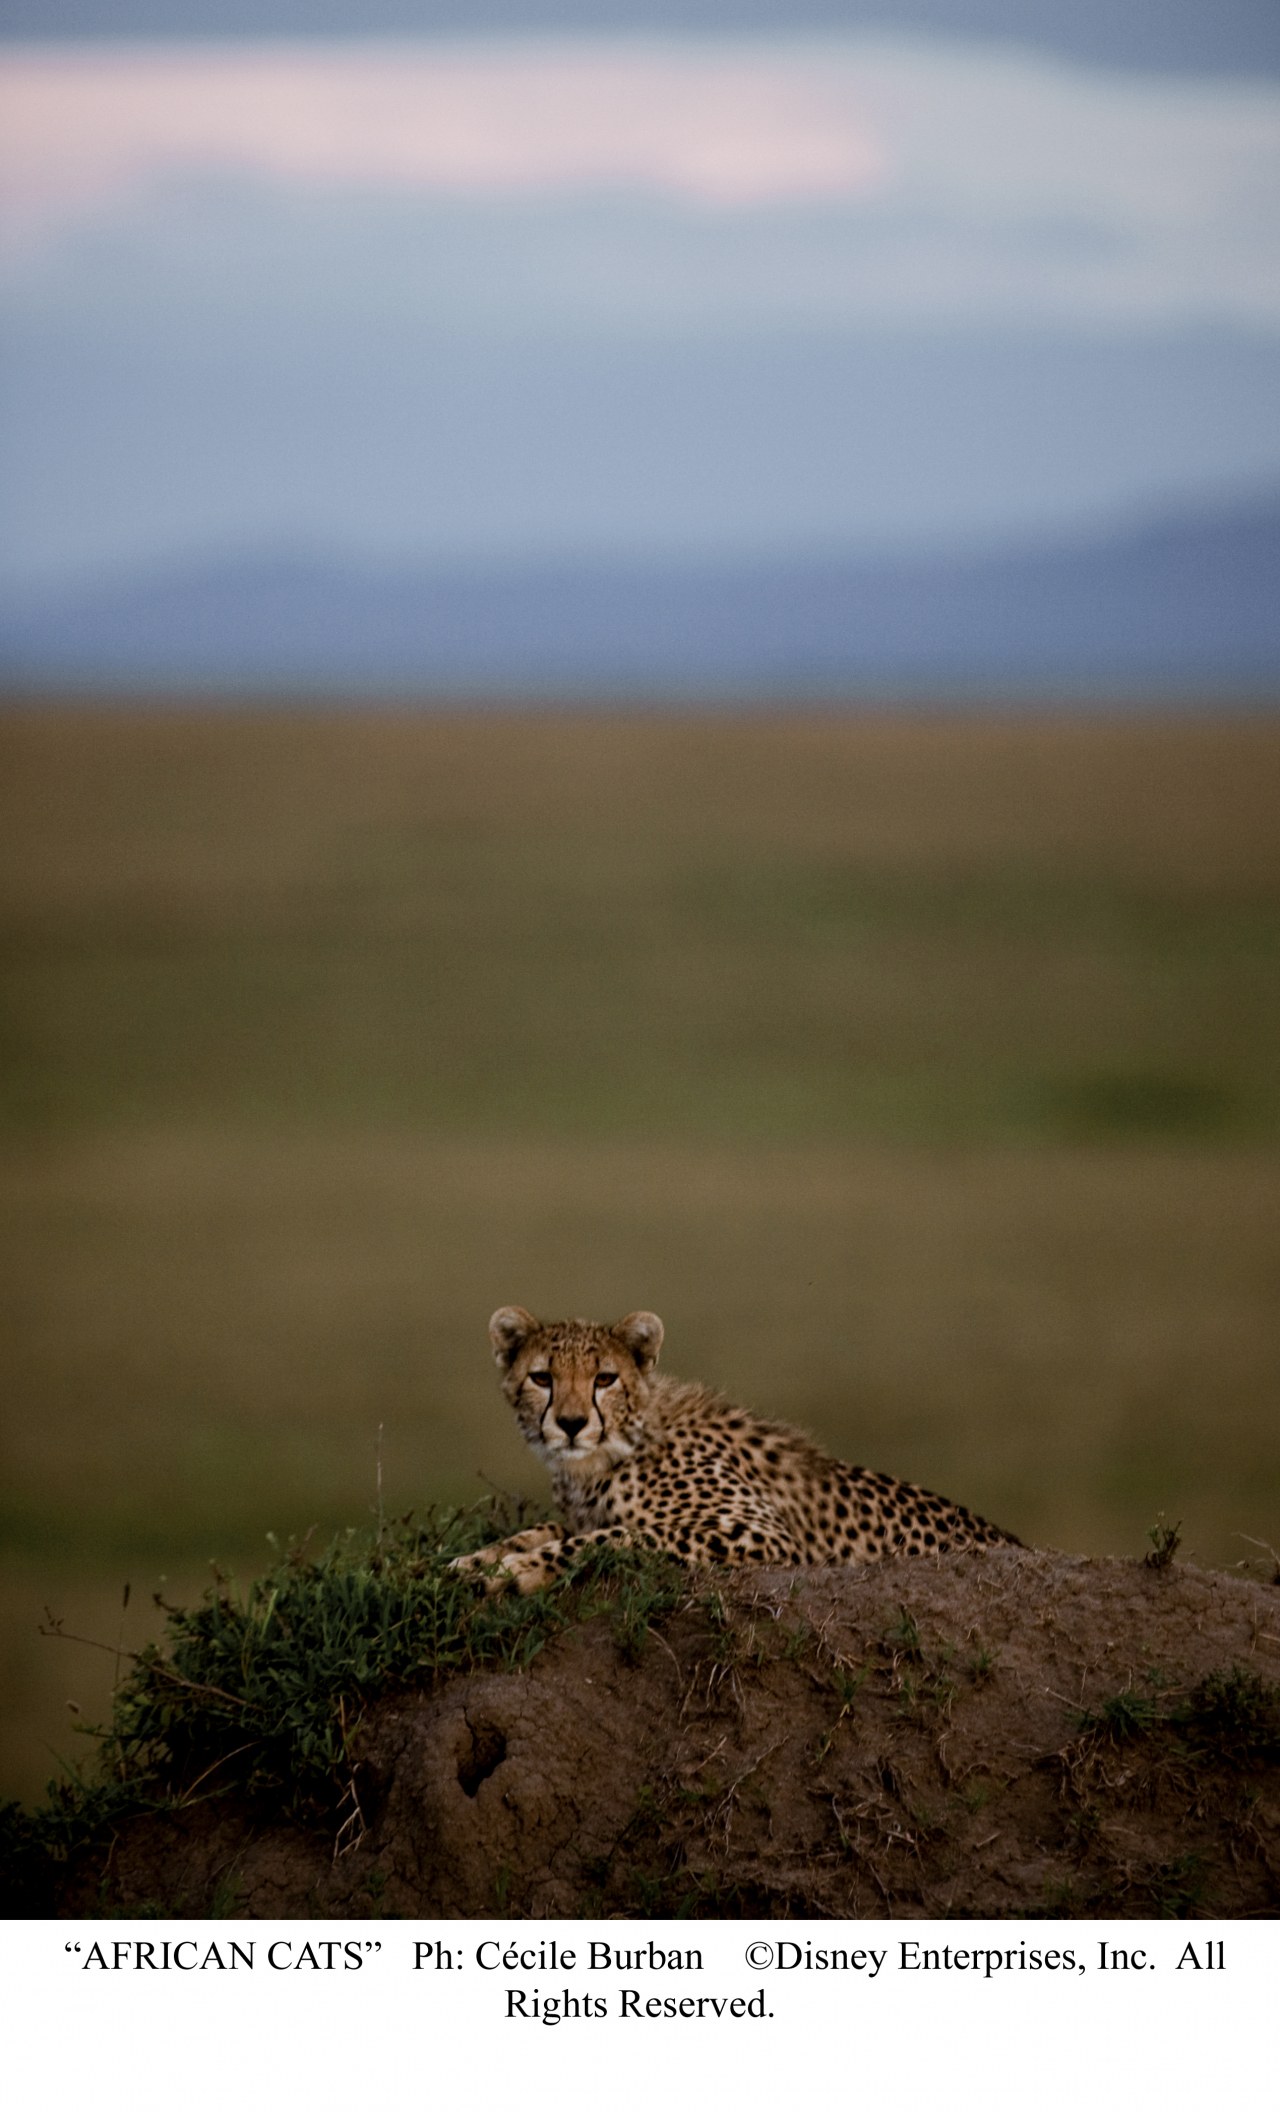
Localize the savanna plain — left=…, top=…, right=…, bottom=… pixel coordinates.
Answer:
left=1, top=703, right=1277, bottom=1809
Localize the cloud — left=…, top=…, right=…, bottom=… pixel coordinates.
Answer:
left=3, top=36, right=1278, bottom=230
left=0, top=40, right=886, bottom=240
left=3, top=35, right=1277, bottom=333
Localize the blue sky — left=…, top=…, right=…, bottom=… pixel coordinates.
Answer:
left=5, top=5, right=1279, bottom=77
left=2, top=10, right=1278, bottom=593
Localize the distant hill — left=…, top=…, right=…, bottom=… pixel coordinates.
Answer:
left=2, top=496, right=1278, bottom=693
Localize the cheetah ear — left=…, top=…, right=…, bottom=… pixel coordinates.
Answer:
left=489, top=1305, right=539, bottom=1369
left=613, top=1310, right=664, bottom=1373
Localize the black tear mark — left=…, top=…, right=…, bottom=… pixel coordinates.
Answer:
left=458, top=1720, right=508, bottom=1797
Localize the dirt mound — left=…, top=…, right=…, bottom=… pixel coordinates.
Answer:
left=57, top=1550, right=1280, bottom=1919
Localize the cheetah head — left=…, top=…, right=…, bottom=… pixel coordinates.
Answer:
left=488, top=1307, right=664, bottom=1473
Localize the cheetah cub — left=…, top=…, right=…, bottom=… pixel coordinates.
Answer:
left=451, top=1307, right=1018, bottom=1595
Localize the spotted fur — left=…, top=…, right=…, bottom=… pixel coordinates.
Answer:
left=451, top=1307, right=1018, bottom=1595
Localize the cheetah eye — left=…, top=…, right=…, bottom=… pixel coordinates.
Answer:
left=529, top=1370, right=554, bottom=1388
left=595, top=1371, right=618, bottom=1388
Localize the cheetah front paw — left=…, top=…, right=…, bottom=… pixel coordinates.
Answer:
left=449, top=1524, right=563, bottom=1595
left=451, top=1542, right=565, bottom=1597
left=490, top=1543, right=566, bottom=1595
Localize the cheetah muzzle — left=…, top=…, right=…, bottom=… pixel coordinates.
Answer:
left=450, top=1306, right=1019, bottom=1595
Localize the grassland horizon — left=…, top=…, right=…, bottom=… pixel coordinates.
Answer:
left=2, top=700, right=1277, bottom=1805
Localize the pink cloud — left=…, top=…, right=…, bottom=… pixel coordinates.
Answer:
left=0, top=41, right=886, bottom=242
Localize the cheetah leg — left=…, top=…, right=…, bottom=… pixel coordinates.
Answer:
left=479, top=1521, right=817, bottom=1594
left=702, top=1533, right=806, bottom=1567
left=456, top=1524, right=645, bottom=1597
left=449, top=1523, right=562, bottom=1586
left=454, top=1519, right=810, bottom=1598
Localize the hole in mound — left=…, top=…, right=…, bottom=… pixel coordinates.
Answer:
left=458, top=1721, right=508, bottom=1798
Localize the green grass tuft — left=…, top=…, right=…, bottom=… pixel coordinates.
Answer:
left=0, top=1503, right=688, bottom=1912
left=1179, top=1666, right=1280, bottom=1768
left=1076, top=1689, right=1161, bottom=1741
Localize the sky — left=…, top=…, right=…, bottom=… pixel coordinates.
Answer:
left=4, top=4, right=1279, bottom=77
left=2, top=8, right=1279, bottom=594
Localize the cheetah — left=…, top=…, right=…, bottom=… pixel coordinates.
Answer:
left=451, top=1307, right=1018, bottom=1594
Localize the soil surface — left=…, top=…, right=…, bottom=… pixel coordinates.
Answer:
left=63, top=1550, right=1280, bottom=1919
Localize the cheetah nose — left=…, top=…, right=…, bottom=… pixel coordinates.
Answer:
left=557, top=1413, right=588, bottom=1444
